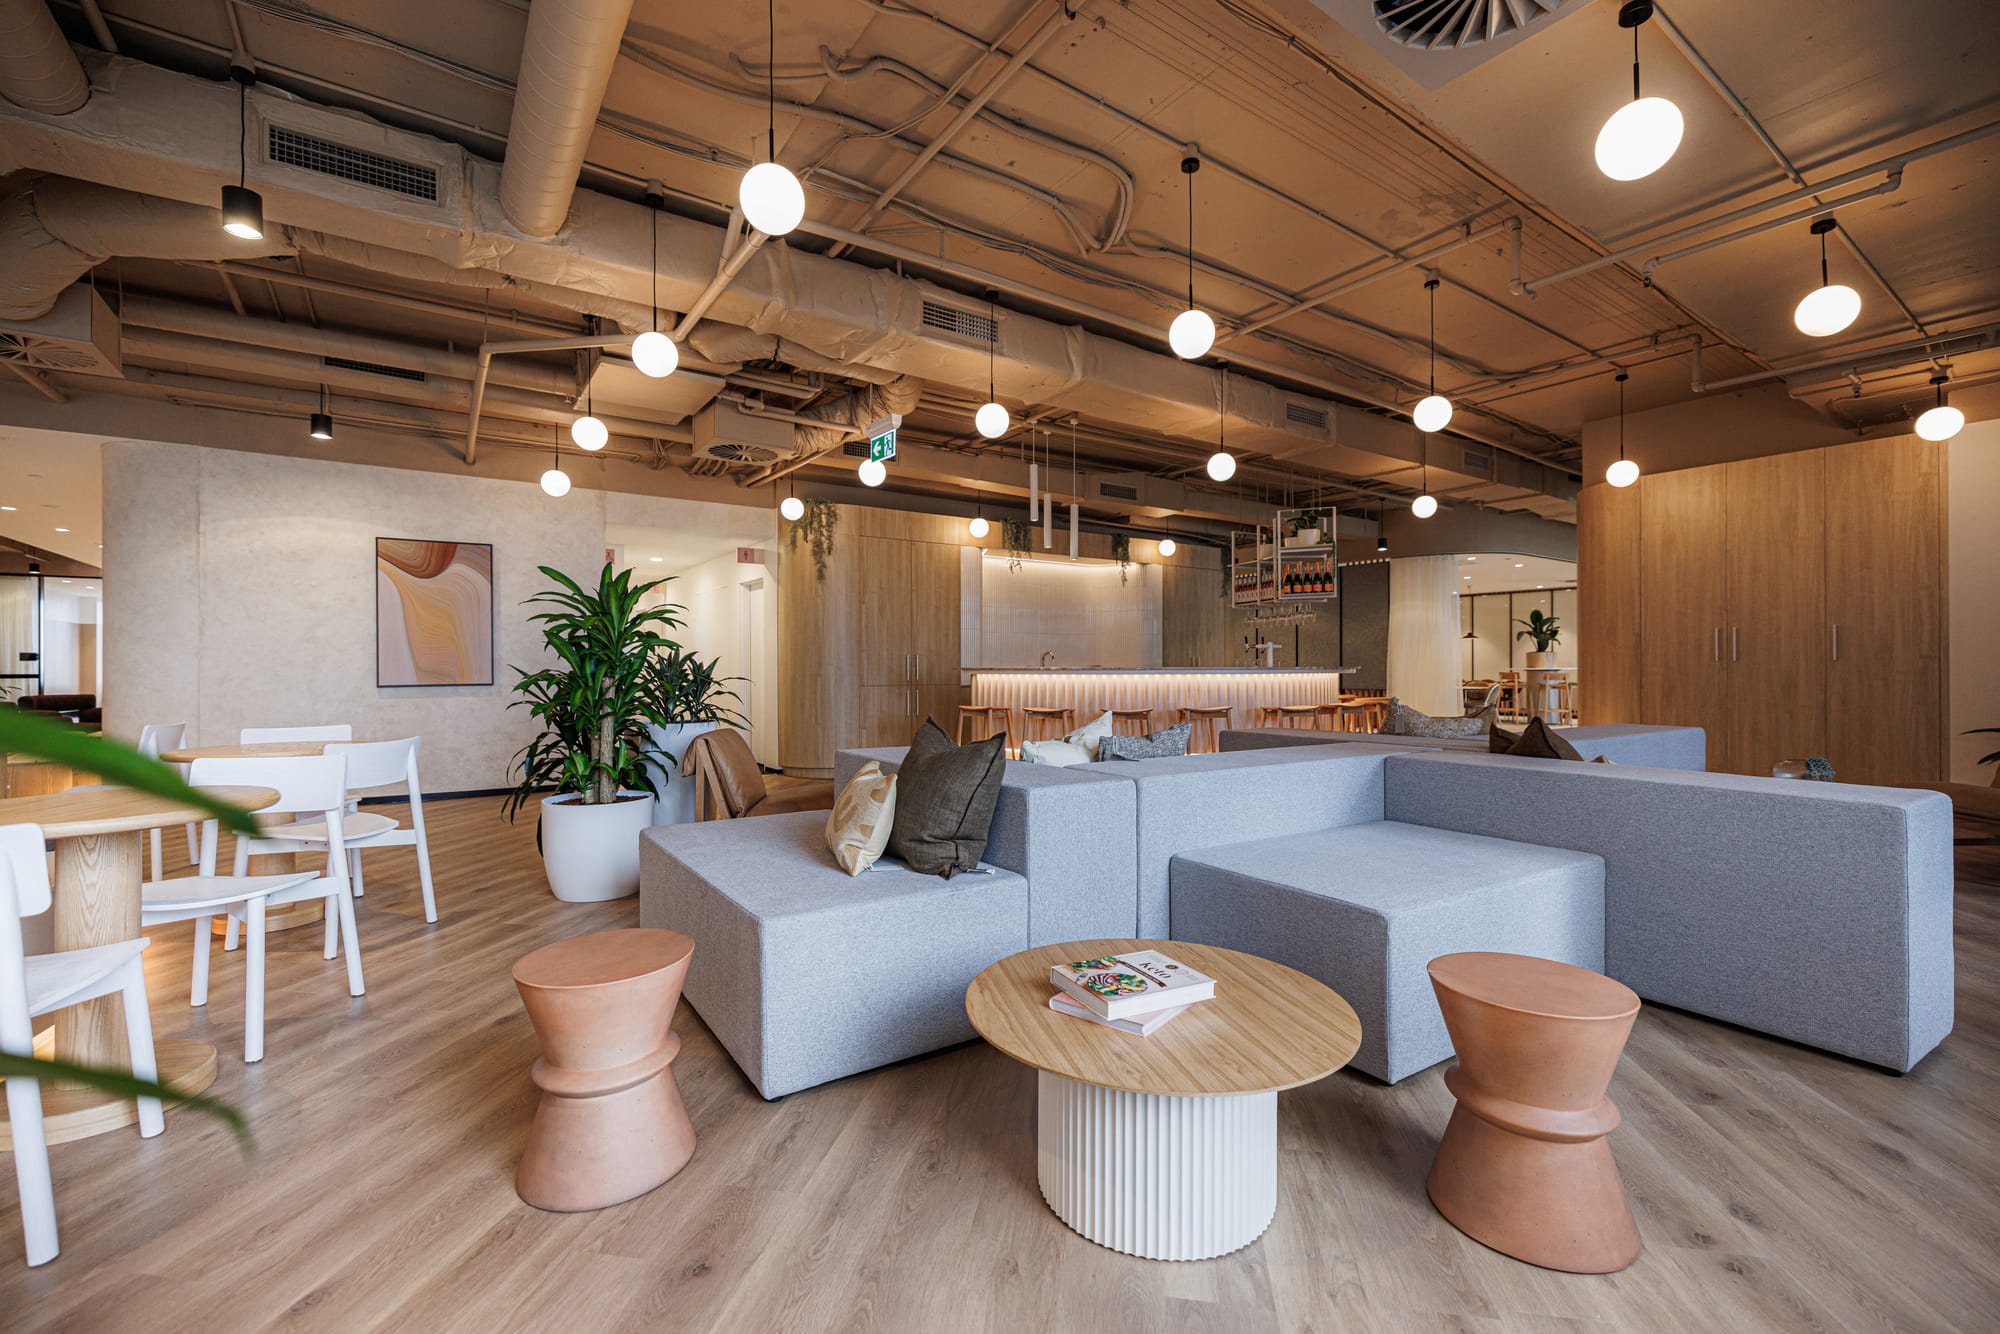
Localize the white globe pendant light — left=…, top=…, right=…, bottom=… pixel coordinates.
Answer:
left=1915, top=374, right=1964, bottom=441
left=1793, top=218, right=1861, bottom=337
left=780, top=494, right=805, bottom=521
left=1411, top=427, right=1437, bottom=518
left=969, top=515, right=990, bottom=539
left=1167, top=157, right=1215, bottom=360
left=571, top=393, right=608, bottom=451
left=739, top=1, right=805, bottom=237
left=1206, top=450, right=1236, bottom=482
left=540, top=467, right=571, bottom=497
left=858, top=457, right=887, bottom=487
left=974, top=289, right=1010, bottom=438
left=1411, top=493, right=1437, bottom=519
left=1157, top=537, right=1177, bottom=557
left=1411, top=277, right=1453, bottom=433
left=1606, top=370, right=1641, bottom=487
left=1595, top=2, right=1683, bottom=182
left=1204, top=365, right=1235, bottom=481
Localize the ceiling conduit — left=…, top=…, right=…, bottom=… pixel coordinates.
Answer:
left=0, top=0, right=89, bottom=114
left=499, top=0, right=637, bottom=238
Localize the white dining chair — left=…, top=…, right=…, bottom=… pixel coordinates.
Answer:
left=2, top=823, right=166, bottom=1268
left=140, top=755, right=364, bottom=1063
left=317, top=738, right=437, bottom=923
left=137, top=723, right=198, bottom=880
left=239, top=725, right=352, bottom=744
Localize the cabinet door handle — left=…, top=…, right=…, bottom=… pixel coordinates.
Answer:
left=1831, top=624, right=1839, bottom=661
left=914, top=652, right=921, bottom=680
left=1731, top=627, right=1740, bottom=662
left=1713, top=627, right=1721, bottom=662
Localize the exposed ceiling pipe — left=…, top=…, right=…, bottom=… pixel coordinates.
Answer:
left=1515, top=119, right=2000, bottom=296
left=671, top=223, right=766, bottom=346
left=0, top=175, right=291, bottom=320
left=1640, top=171, right=1904, bottom=281
left=3, top=359, right=67, bottom=402
left=0, top=0, right=89, bottom=113
left=743, top=375, right=925, bottom=486
left=76, top=0, right=116, bottom=52
left=1696, top=321, right=2000, bottom=394
left=208, top=261, right=582, bottom=338
left=499, top=0, right=637, bottom=238
left=826, top=0, right=1087, bottom=259
left=463, top=333, right=633, bottom=464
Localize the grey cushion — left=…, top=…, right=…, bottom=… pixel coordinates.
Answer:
left=1097, top=723, right=1192, bottom=762
left=1384, top=696, right=1490, bottom=738
left=639, top=812, right=1029, bottom=1099
left=889, top=719, right=1006, bottom=877
left=1219, top=725, right=1708, bottom=770
left=1171, top=821, right=1605, bottom=1082
left=1382, top=752, right=1954, bottom=1071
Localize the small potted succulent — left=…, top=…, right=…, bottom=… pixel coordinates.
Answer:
left=1514, top=608, right=1562, bottom=669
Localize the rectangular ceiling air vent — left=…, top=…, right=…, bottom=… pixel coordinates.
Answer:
left=842, top=439, right=870, bottom=458
left=1460, top=447, right=1493, bottom=476
left=269, top=125, right=440, bottom=201
left=323, top=355, right=425, bottom=382
left=920, top=300, right=997, bottom=344
left=1284, top=402, right=1328, bottom=431
left=1096, top=481, right=1140, bottom=501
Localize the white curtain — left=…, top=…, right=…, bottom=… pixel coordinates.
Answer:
left=1388, top=555, right=1462, bottom=717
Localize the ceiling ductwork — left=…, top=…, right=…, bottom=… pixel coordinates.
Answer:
left=0, top=53, right=1573, bottom=509
left=500, top=0, right=637, bottom=238
left=0, top=281, right=120, bottom=377
left=0, top=0, right=89, bottom=115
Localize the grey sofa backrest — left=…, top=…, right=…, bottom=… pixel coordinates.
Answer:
left=1382, top=751, right=1953, bottom=1071
left=832, top=747, right=1139, bottom=946
left=1221, top=725, right=1708, bottom=770
left=1114, top=746, right=1405, bottom=936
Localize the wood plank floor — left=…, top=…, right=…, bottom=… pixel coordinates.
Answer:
left=3, top=799, right=1997, bottom=1331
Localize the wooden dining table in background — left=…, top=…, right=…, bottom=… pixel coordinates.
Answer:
left=159, top=740, right=357, bottom=934
left=0, top=783, right=277, bottom=1146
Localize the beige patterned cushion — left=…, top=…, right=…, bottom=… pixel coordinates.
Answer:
left=1384, top=696, right=1493, bottom=739
left=825, top=760, right=898, bottom=876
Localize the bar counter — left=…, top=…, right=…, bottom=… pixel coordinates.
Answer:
left=969, top=667, right=1354, bottom=735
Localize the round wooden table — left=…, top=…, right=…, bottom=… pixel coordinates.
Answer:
left=966, top=939, right=1361, bottom=1261
left=0, top=783, right=277, bottom=1146
left=158, top=741, right=350, bottom=933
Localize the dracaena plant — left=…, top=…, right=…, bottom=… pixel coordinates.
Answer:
left=505, top=564, right=686, bottom=817
left=1513, top=607, right=1562, bottom=652
left=0, top=706, right=252, bottom=1143
left=644, top=644, right=744, bottom=726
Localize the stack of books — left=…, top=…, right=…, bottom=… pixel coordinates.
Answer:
left=1047, top=949, right=1215, bottom=1036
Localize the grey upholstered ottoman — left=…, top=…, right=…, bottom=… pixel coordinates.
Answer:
left=1169, top=821, right=1606, bottom=1083
left=640, top=811, right=1028, bottom=1099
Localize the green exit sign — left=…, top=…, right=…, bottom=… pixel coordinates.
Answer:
left=868, top=427, right=897, bottom=462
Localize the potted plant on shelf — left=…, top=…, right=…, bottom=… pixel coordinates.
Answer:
left=505, top=564, right=683, bottom=902
left=1514, top=608, right=1562, bottom=668
left=1286, top=510, right=1324, bottom=548
left=643, top=643, right=744, bottom=824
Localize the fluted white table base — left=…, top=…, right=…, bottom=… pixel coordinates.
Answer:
left=1036, top=1071, right=1278, bottom=1261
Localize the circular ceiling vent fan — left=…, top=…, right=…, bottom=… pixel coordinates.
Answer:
left=1374, top=0, right=1570, bottom=50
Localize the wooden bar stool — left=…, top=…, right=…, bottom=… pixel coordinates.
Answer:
left=1020, top=706, right=1075, bottom=744
left=1425, top=952, right=1642, bottom=1273
left=1255, top=705, right=1283, bottom=727
left=1277, top=704, right=1322, bottom=730
left=512, top=928, right=697, bottom=1212
left=1110, top=708, right=1155, bottom=737
left=956, top=704, right=1010, bottom=747
left=1177, top=705, right=1232, bottom=754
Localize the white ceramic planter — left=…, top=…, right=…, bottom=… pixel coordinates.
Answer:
left=540, top=791, right=656, bottom=902
left=644, top=720, right=719, bottom=826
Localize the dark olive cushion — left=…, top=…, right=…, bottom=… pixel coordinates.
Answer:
left=887, top=718, right=1007, bottom=878
left=1492, top=716, right=1585, bottom=761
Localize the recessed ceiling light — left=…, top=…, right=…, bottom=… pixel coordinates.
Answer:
left=1514, top=562, right=1524, bottom=568
left=0, top=505, right=13, bottom=511
left=1536, top=584, right=1545, bottom=588
left=1463, top=575, right=1471, bottom=581
left=1465, top=555, right=1477, bottom=562
left=649, top=556, right=663, bottom=563
left=54, top=527, right=68, bottom=533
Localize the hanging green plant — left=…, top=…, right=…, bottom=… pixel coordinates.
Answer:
left=1001, top=518, right=1032, bottom=572
left=1111, top=532, right=1131, bottom=584
left=786, top=498, right=839, bottom=581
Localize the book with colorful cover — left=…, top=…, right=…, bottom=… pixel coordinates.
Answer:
left=1048, top=949, right=1215, bottom=1020
left=1047, top=990, right=1192, bottom=1036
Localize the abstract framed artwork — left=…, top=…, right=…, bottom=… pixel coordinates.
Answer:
left=376, top=538, right=494, bottom=687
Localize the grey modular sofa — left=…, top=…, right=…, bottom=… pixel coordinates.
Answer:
left=1221, top=722, right=1708, bottom=770
left=640, top=737, right=1952, bottom=1097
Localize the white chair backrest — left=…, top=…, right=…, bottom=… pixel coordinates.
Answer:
left=188, top=754, right=348, bottom=818
left=240, top=725, right=353, bottom=744
left=325, top=738, right=419, bottom=791
left=0, top=824, right=52, bottom=920
left=137, top=723, right=188, bottom=760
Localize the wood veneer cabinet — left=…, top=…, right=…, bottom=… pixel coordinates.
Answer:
left=1582, top=436, right=1947, bottom=780
left=778, top=506, right=963, bottom=776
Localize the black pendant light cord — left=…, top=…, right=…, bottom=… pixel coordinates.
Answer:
left=1819, top=226, right=1830, bottom=287
left=651, top=205, right=660, bottom=334
left=1425, top=276, right=1439, bottom=395
left=1181, top=157, right=1200, bottom=309
left=1632, top=20, right=1641, bottom=100
left=987, top=289, right=998, bottom=400
left=767, top=0, right=776, bottom=163
left=238, top=77, right=248, bottom=188
left=1617, top=370, right=1629, bottom=462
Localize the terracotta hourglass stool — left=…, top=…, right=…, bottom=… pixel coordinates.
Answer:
left=1424, top=951, right=1642, bottom=1273
left=512, top=928, right=697, bottom=1212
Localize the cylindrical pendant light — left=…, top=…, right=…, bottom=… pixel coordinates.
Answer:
left=1167, top=156, right=1216, bottom=360
left=1206, top=366, right=1236, bottom=480
left=571, top=389, right=607, bottom=451
left=308, top=384, right=333, bottom=440
left=975, top=289, right=1010, bottom=438
left=739, top=0, right=805, bottom=237
left=220, top=67, right=265, bottom=240
left=1411, top=275, right=1453, bottom=433
left=1042, top=431, right=1053, bottom=548
left=541, top=426, right=570, bottom=497
left=1914, top=373, right=1965, bottom=441
left=631, top=193, right=680, bottom=377
left=1606, top=370, right=1640, bottom=487
left=1595, top=1, right=1683, bottom=182
left=1793, top=217, right=1862, bottom=338
left=1068, top=419, right=1079, bottom=560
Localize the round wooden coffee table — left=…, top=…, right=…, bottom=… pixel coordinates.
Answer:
left=1425, top=951, right=1643, bottom=1273
left=966, top=938, right=1361, bottom=1261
